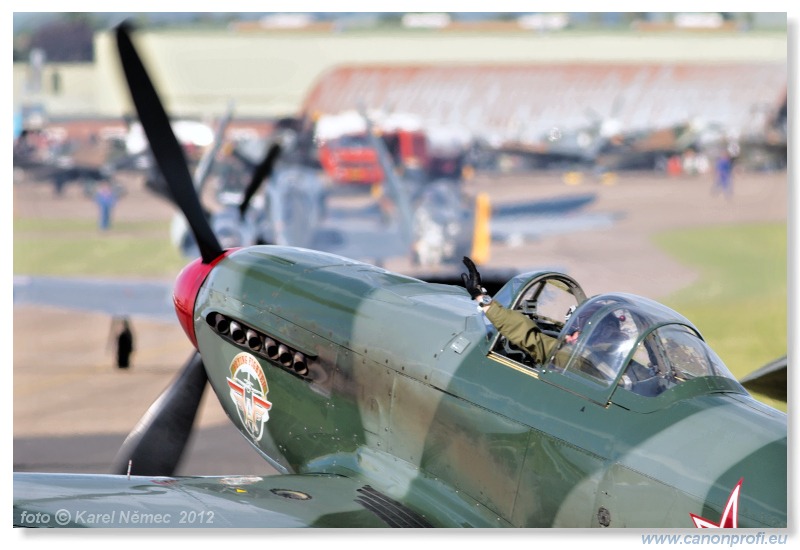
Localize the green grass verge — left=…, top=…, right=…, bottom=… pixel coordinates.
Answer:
left=653, top=221, right=787, bottom=411
left=13, top=218, right=188, bottom=278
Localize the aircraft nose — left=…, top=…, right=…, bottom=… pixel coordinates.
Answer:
left=173, top=250, right=235, bottom=347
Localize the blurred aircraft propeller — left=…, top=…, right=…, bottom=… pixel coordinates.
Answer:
left=111, top=21, right=225, bottom=476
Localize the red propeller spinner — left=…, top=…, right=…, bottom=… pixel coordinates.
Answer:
left=173, top=249, right=238, bottom=347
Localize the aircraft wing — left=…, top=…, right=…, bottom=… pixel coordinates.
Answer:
left=492, top=192, right=596, bottom=218
left=490, top=210, right=623, bottom=243
left=14, top=472, right=435, bottom=528
left=489, top=192, right=622, bottom=243
left=740, top=356, right=787, bottom=402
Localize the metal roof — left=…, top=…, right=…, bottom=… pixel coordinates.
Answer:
left=302, top=63, right=786, bottom=144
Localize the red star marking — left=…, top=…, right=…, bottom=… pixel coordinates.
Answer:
left=690, top=478, right=743, bottom=528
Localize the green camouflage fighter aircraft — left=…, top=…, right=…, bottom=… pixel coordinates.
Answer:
left=13, top=23, right=786, bottom=529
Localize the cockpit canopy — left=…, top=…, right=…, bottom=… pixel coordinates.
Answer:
left=490, top=272, right=744, bottom=403
left=550, top=294, right=742, bottom=397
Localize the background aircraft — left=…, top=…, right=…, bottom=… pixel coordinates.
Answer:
left=13, top=23, right=786, bottom=530
left=12, top=111, right=220, bottom=200
left=166, top=103, right=606, bottom=271
left=13, top=127, right=127, bottom=194
left=737, top=90, right=787, bottom=171
left=495, top=97, right=626, bottom=172
left=492, top=99, right=731, bottom=176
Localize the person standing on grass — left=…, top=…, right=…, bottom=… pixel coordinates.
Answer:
left=95, top=181, right=118, bottom=230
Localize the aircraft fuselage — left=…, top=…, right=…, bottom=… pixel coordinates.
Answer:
left=193, top=246, right=786, bottom=528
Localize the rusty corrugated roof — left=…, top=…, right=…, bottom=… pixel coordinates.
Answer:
left=301, top=63, right=785, bottom=143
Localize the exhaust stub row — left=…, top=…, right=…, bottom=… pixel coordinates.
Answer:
left=205, top=311, right=311, bottom=377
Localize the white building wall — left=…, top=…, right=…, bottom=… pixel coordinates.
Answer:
left=13, top=28, right=787, bottom=121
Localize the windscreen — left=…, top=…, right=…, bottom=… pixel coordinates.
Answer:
left=619, top=324, right=742, bottom=397
left=548, top=294, right=742, bottom=396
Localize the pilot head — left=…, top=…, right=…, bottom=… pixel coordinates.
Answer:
left=563, top=300, right=625, bottom=345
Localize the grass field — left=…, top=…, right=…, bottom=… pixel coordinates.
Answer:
left=653, top=221, right=787, bottom=410
left=13, top=218, right=187, bottom=278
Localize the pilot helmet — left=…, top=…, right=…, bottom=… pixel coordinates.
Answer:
left=566, top=299, right=625, bottom=341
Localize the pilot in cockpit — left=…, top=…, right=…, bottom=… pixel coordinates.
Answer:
left=462, top=257, right=629, bottom=377
left=462, top=257, right=583, bottom=365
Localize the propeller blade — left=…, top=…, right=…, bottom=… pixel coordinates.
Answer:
left=193, top=100, right=235, bottom=196
left=113, top=22, right=213, bottom=477
left=115, top=22, right=223, bottom=264
left=110, top=352, right=208, bottom=476
left=239, top=142, right=281, bottom=219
